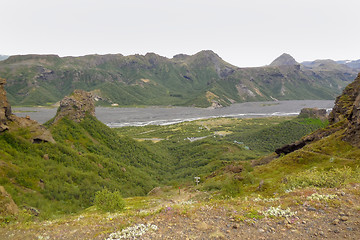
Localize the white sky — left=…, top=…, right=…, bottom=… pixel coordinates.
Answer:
left=1, top=0, right=360, bottom=67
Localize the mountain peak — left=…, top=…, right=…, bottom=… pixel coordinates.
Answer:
left=270, top=53, right=299, bottom=66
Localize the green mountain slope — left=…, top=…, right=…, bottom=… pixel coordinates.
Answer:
left=202, top=74, right=360, bottom=197
left=0, top=51, right=357, bottom=107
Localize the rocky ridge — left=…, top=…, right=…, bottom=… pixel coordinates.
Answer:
left=0, top=51, right=357, bottom=108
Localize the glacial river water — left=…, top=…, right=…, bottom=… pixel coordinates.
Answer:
left=13, top=100, right=334, bottom=127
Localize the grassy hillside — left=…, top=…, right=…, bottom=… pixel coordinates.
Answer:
left=0, top=115, right=172, bottom=218
left=0, top=114, right=327, bottom=220
left=0, top=51, right=356, bottom=107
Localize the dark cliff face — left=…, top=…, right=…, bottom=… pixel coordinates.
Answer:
left=276, top=73, right=360, bottom=155
left=329, top=73, right=360, bottom=147
left=53, top=90, right=95, bottom=124
left=0, top=78, right=12, bottom=123
left=329, top=73, right=360, bottom=124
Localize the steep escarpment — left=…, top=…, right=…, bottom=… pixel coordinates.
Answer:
left=329, top=73, right=360, bottom=147
left=276, top=73, right=360, bottom=155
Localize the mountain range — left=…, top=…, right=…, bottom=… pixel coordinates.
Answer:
left=0, top=51, right=358, bottom=107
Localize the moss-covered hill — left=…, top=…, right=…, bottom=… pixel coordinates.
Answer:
left=0, top=51, right=356, bottom=107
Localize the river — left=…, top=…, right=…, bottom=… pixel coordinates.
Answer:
left=12, top=100, right=334, bottom=127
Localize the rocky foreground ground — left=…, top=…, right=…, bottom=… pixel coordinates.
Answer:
left=1, top=184, right=359, bottom=240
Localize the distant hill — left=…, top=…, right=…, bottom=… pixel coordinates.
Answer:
left=0, top=55, right=8, bottom=61
left=336, top=59, right=360, bottom=70
left=0, top=51, right=357, bottom=107
left=302, top=58, right=360, bottom=71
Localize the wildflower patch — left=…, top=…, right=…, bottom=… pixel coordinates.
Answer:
left=106, top=223, right=158, bottom=239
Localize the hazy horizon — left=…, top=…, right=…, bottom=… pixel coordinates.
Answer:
left=2, top=0, right=360, bottom=67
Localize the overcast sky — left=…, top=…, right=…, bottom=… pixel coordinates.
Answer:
left=1, top=0, right=360, bottom=67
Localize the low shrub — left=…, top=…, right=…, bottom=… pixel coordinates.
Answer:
left=94, top=188, right=125, bottom=212
left=287, top=166, right=359, bottom=189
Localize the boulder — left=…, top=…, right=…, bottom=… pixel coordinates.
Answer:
left=298, top=108, right=327, bottom=120
left=0, top=186, right=19, bottom=216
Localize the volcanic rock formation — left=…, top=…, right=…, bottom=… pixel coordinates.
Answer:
left=53, top=90, right=95, bottom=123
left=0, top=78, right=12, bottom=131
left=0, top=78, right=55, bottom=143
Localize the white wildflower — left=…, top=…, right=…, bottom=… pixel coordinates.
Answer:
left=307, top=193, right=337, bottom=201
left=261, top=206, right=297, bottom=217
left=106, top=223, right=159, bottom=240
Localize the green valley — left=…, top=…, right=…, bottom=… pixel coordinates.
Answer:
left=0, top=74, right=360, bottom=239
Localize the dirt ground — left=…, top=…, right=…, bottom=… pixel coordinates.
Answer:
left=1, top=185, right=359, bottom=240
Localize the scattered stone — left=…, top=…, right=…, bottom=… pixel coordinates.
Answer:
left=307, top=207, right=317, bottom=211
left=209, top=229, right=225, bottom=239
left=225, top=164, right=243, bottom=173
left=232, top=224, right=239, bottom=229
left=258, top=228, right=265, bottom=233
left=340, top=216, right=349, bottom=221
left=197, top=222, right=210, bottom=231
left=257, top=180, right=264, bottom=191
left=23, top=206, right=40, bottom=216
left=332, top=219, right=340, bottom=225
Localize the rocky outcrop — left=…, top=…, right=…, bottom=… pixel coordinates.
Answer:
left=0, top=78, right=55, bottom=143
left=329, top=73, right=360, bottom=147
left=298, top=108, right=327, bottom=120
left=276, top=73, right=360, bottom=155
left=10, top=115, right=56, bottom=143
left=53, top=90, right=95, bottom=123
left=329, top=73, right=360, bottom=124
left=0, top=78, right=12, bottom=131
left=0, top=186, right=19, bottom=216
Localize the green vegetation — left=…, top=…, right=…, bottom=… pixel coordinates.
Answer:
left=0, top=114, right=329, bottom=220
left=287, top=166, right=359, bottom=189
left=94, top=188, right=125, bottom=212
left=1, top=51, right=356, bottom=107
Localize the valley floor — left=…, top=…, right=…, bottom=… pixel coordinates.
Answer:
left=1, top=184, right=359, bottom=240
